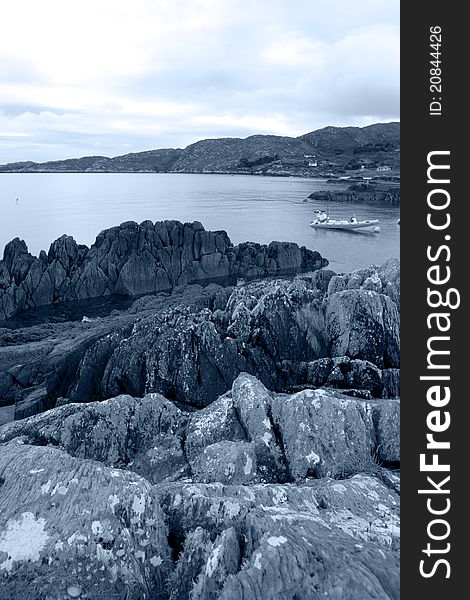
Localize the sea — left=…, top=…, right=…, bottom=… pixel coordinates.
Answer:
left=0, top=173, right=399, bottom=274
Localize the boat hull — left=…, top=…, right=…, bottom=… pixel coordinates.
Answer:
left=310, top=219, right=380, bottom=232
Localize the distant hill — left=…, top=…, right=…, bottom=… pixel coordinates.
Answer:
left=0, top=122, right=400, bottom=178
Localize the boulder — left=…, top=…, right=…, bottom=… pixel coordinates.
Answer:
left=186, top=392, right=247, bottom=462
left=231, top=374, right=287, bottom=483
left=270, top=388, right=375, bottom=479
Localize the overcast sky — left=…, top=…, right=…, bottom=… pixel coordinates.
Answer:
left=0, top=0, right=399, bottom=163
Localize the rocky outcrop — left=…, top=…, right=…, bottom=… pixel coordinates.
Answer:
left=0, top=374, right=400, bottom=599
left=327, top=259, right=400, bottom=309
left=158, top=477, right=399, bottom=600
left=0, top=259, right=399, bottom=418
left=305, top=183, right=400, bottom=206
left=0, top=220, right=327, bottom=320
left=0, top=373, right=400, bottom=482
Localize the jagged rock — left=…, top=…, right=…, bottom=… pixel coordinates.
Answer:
left=0, top=221, right=327, bottom=320
left=343, top=359, right=384, bottom=396
left=377, top=258, right=401, bottom=309
left=186, top=392, right=247, bottom=462
left=191, top=527, right=241, bottom=600
left=326, top=289, right=400, bottom=368
left=0, top=393, right=187, bottom=473
left=381, top=368, right=400, bottom=398
left=168, top=527, right=213, bottom=600
left=1, top=261, right=399, bottom=419
left=327, top=260, right=400, bottom=309
left=288, top=357, right=384, bottom=398
left=231, top=374, right=287, bottom=483
left=0, top=441, right=171, bottom=599
left=1, top=374, right=395, bottom=486
left=0, top=374, right=400, bottom=598
left=131, top=433, right=190, bottom=484
left=371, top=399, right=400, bottom=464
left=310, top=268, right=336, bottom=293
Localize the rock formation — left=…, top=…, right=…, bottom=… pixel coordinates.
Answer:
left=0, top=259, right=399, bottom=419
left=0, top=373, right=400, bottom=599
left=0, top=249, right=400, bottom=598
left=0, top=220, right=327, bottom=320
left=305, top=183, right=400, bottom=206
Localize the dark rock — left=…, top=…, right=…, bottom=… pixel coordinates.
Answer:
left=168, top=527, right=213, bottom=600
left=307, top=184, right=400, bottom=207
left=191, top=527, right=241, bottom=600
left=0, top=221, right=327, bottom=320
left=131, top=433, right=190, bottom=484
left=381, top=368, right=400, bottom=398
left=1, top=260, right=399, bottom=419
left=310, top=268, right=336, bottom=293
left=371, top=399, right=400, bottom=464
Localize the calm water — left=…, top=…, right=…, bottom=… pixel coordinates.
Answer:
left=0, top=173, right=399, bottom=273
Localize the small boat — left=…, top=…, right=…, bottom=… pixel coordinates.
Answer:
left=310, top=217, right=380, bottom=232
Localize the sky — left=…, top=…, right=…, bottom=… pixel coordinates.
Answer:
left=0, top=0, right=399, bottom=164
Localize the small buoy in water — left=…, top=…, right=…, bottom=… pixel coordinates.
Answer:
left=67, top=585, right=82, bottom=598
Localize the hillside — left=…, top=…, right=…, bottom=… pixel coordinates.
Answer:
left=0, top=122, right=400, bottom=178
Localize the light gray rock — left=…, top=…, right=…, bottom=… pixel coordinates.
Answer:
left=0, top=392, right=187, bottom=473
left=270, top=387, right=376, bottom=479
left=158, top=475, right=400, bottom=600
left=231, top=374, right=287, bottom=483
left=0, top=441, right=171, bottom=599
left=326, top=289, right=400, bottom=368
left=186, top=392, right=247, bottom=462
left=192, top=441, right=259, bottom=485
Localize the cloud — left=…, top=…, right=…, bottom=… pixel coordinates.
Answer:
left=0, top=0, right=399, bottom=162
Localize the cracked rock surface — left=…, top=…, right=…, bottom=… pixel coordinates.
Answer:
left=0, top=257, right=400, bottom=598
left=1, top=373, right=399, bottom=599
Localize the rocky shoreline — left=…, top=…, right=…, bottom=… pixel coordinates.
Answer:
left=305, top=182, right=400, bottom=207
left=0, top=220, right=326, bottom=321
left=0, top=223, right=400, bottom=599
